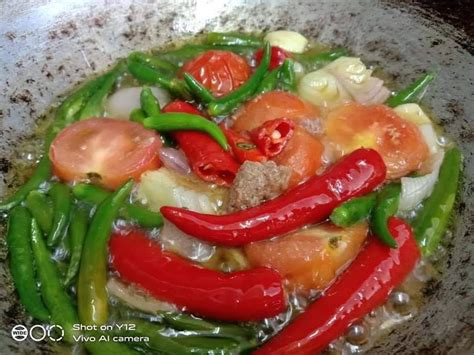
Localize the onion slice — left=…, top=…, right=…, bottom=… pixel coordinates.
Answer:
left=398, top=150, right=445, bottom=211
left=159, top=148, right=191, bottom=175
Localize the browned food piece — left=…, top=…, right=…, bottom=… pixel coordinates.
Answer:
left=227, top=161, right=291, bottom=212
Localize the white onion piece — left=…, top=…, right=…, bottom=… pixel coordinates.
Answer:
left=418, top=123, right=439, bottom=155
left=264, top=31, right=308, bottom=53
left=159, top=148, right=191, bottom=175
left=394, top=103, right=431, bottom=125
left=106, top=87, right=171, bottom=119
left=398, top=150, right=444, bottom=211
left=161, top=220, right=216, bottom=262
left=107, top=278, right=176, bottom=313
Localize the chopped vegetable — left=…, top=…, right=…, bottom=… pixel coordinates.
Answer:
left=251, top=118, right=295, bottom=158
left=6, top=207, right=50, bottom=321
left=264, top=31, right=308, bottom=53
left=110, top=230, right=286, bottom=321
left=222, top=127, right=267, bottom=163
left=78, top=180, right=133, bottom=325
left=412, top=147, right=462, bottom=256
left=386, top=72, right=435, bottom=107
left=161, top=148, right=386, bottom=246
left=255, top=217, right=420, bottom=354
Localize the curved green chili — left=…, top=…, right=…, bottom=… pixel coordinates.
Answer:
left=278, top=59, right=296, bottom=92
left=183, top=73, right=215, bottom=103
left=412, top=147, right=462, bottom=256
left=255, top=69, right=280, bottom=95
left=127, top=60, right=191, bottom=99
left=330, top=192, right=377, bottom=227
left=47, top=183, right=72, bottom=248
left=72, top=183, right=163, bottom=228
left=207, top=42, right=271, bottom=116
left=6, top=207, right=50, bottom=321
left=64, top=206, right=89, bottom=286
left=78, top=61, right=126, bottom=120
left=143, top=113, right=228, bottom=150
left=25, top=190, right=53, bottom=235
left=386, top=72, right=435, bottom=107
left=294, top=47, right=349, bottom=71
left=31, top=218, right=79, bottom=342
left=371, top=184, right=401, bottom=248
left=140, top=87, right=161, bottom=117
left=129, top=51, right=178, bottom=73
left=0, top=156, right=51, bottom=211
left=78, top=180, right=133, bottom=325
left=204, top=32, right=263, bottom=47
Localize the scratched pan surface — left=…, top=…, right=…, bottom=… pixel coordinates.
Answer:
left=0, top=0, right=472, bottom=353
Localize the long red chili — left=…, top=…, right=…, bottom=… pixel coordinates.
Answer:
left=109, top=230, right=286, bottom=321
left=163, top=101, right=240, bottom=186
left=251, top=118, right=295, bottom=157
left=254, top=217, right=420, bottom=354
left=161, top=148, right=386, bottom=246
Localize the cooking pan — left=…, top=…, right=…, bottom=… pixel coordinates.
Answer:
left=0, top=0, right=472, bottom=353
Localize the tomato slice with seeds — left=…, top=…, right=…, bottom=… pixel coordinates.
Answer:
left=325, top=103, right=429, bottom=179
left=49, top=118, right=162, bottom=190
left=180, top=50, right=251, bottom=97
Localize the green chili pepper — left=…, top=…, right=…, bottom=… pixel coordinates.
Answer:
left=278, top=59, right=296, bottom=92
left=183, top=73, right=215, bottom=103
left=156, top=44, right=255, bottom=64
left=143, top=113, right=228, bottom=150
left=25, top=190, right=53, bottom=235
left=30, top=218, right=79, bottom=342
left=412, top=147, right=462, bottom=256
left=140, top=87, right=161, bottom=116
left=129, top=108, right=147, bottom=124
left=330, top=193, right=377, bottom=227
left=72, top=183, right=163, bottom=228
left=207, top=42, right=271, bottom=116
left=255, top=69, right=280, bottom=95
left=386, top=72, right=435, bottom=107
left=78, top=61, right=126, bottom=120
left=64, top=206, right=89, bottom=286
left=371, top=184, right=401, bottom=248
left=294, top=48, right=348, bottom=71
left=204, top=32, right=263, bottom=47
left=47, top=183, right=72, bottom=248
left=6, top=207, right=50, bottom=321
left=0, top=156, right=52, bottom=211
left=129, top=51, right=178, bottom=73
left=127, top=61, right=191, bottom=99
left=78, top=180, right=133, bottom=325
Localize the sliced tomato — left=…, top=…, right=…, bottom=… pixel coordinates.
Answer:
left=325, top=103, right=429, bottom=179
left=232, top=91, right=320, bottom=132
left=245, top=222, right=368, bottom=294
left=180, top=50, right=251, bottom=97
left=273, top=126, right=324, bottom=187
left=49, top=118, right=162, bottom=189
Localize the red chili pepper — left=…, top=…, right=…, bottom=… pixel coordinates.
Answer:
left=254, top=217, right=420, bottom=355
left=255, top=46, right=291, bottom=70
left=109, top=230, right=286, bottom=322
left=251, top=118, right=295, bottom=157
left=163, top=101, right=240, bottom=186
left=222, top=127, right=267, bottom=163
left=161, top=148, right=387, bottom=246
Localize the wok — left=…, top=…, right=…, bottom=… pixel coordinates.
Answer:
left=0, top=0, right=472, bottom=353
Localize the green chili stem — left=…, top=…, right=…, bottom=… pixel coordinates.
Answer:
left=371, top=184, right=401, bottom=248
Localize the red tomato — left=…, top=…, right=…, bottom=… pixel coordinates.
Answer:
left=245, top=222, right=368, bottom=294
left=180, top=50, right=251, bottom=97
left=232, top=91, right=320, bottom=132
left=255, top=46, right=291, bottom=70
left=273, top=126, right=324, bottom=187
left=49, top=118, right=162, bottom=190
left=325, top=103, right=429, bottom=179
